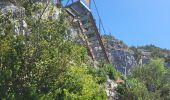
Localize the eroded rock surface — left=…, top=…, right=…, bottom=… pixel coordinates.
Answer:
left=102, top=35, right=137, bottom=74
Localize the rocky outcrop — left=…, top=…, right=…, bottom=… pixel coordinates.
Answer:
left=102, top=35, right=137, bottom=74
left=106, top=77, right=124, bottom=100
left=106, top=78, right=118, bottom=100
left=0, top=1, right=26, bottom=35
left=0, top=1, right=61, bottom=36
left=108, top=50, right=137, bottom=74
left=138, top=49, right=150, bottom=65
left=0, top=2, right=24, bottom=14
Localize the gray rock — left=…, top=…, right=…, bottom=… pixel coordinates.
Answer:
left=103, top=36, right=137, bottom=74
left=109, top=50, right=137, bottom=74
left=0, top=1, right=26, bottom=36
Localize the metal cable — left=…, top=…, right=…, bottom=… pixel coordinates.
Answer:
left=65, top=0, right=71, bottom=6
left=92, top=0, right=107, bottom=35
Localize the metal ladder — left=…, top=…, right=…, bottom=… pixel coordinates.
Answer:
left=65, top=0, right=110, bottom=63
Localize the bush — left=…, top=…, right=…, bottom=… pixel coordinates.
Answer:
left=118, top=59, right=170, bottom=99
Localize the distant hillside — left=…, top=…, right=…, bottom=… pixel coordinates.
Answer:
left=130, top=44, right=170, bottom=59
left=138, top=45, right=170, bottom=58
left=130, top=44, right=170, bottom=67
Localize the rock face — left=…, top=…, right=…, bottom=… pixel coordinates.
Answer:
left=102, top=35, right=137, bottom=74
left=0, top=2, right=23, bottom=14
left=0, top=1, right=26, bottom=35
left=106, top=78, right=118, bottom=100
left=0, top=1, right=61, bottom=36
left=108, top=50, right=137, bottom=74
left=138, top=49, right=150, bottom=65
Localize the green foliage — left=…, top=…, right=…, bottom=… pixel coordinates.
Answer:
left=0, top=8, right=67, bottom=99
left=104, top=64, right=120, bottom=80
left=117, top=78, right=153, bottom=100
left=63, top=65, right=107, bottom=100
left=118, top=59, right=170, bottom=99
left=138, top=44, right=170, bottom=58
left=92, top=64, right=121, bottom=83
left=0, top=2, right=108, bottom=100
left=131, top=59, right=168, bottom=92
left=130, top=46, right=143, bottom=62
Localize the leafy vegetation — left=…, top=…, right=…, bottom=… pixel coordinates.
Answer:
left=130, top=44, right=170, bottom=60
left=138, top=45, right=170, bottom=58
left=63, top=65, right=107, bottom=100
left=130, top=46, right=143, bottom=62
left=118, top=59, right=170, bottom=100
left=1, top=1, right=170, bottom=100
left=0, top=1, right=107, bottom=99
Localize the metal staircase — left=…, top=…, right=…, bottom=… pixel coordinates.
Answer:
left=65, top=0, right=110, bottom=63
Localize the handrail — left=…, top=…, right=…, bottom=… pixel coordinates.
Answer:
left=63, top=0, right=90, bottom=9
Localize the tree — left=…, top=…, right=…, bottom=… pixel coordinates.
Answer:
left=117, top=59, right=170, bottom=100
left=130, top=59, right=170, bottom=99
left=63, top=65, right=107, bottom=100
left=0, top=8, right=71, bottom=99
left=117, top=78, right=153, bottom=100
left=0, top=1, right=108, bottom=99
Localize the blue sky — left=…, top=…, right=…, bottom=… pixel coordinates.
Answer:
left=90, top=0, right=170, bottom=49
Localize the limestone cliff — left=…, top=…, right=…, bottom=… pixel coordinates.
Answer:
left=102, top=35, right=137, bottom=74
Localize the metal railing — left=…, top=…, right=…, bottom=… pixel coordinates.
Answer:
left=63, top=0, right=89, bottom=8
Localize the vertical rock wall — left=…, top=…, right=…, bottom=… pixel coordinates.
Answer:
left=102, top=35, right=137, bottom=74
